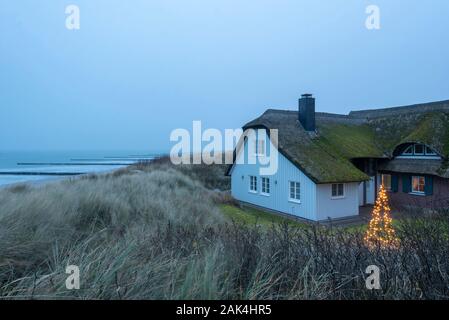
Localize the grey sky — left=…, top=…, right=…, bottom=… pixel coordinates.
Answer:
left=1, top=0, right=448, bottom=152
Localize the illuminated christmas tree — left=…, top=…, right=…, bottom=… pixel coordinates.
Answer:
left=364, top=183, right=399, bottom=248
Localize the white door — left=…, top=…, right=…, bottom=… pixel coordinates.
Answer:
left=358, top=182, right=364, bottom=206
left=366, top=177, right=375, bottom=204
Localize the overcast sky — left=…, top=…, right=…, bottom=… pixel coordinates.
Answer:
left=1, top=0, right=448, bottom=152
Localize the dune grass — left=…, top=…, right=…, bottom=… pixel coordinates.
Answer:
left=0, top=167, right=225, bottom=299
left=0, top=159, right=448, bottom=300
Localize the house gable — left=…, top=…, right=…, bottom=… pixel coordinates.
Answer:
left=233, top=111, right=370, bottom=184
left=230, top=129, right=318, bottom=220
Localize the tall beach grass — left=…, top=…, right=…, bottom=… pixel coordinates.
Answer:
left=0, top=159, right=448, bottom=299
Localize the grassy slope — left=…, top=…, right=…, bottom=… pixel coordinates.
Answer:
left=0, top=165, right=226, bottom=299
left=0, top=159, right=448, bottom=299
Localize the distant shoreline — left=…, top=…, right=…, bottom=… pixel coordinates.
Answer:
left=0, top=166, right=131, bottom=190
left=0, top=176, right=68, bottom=189
left=0, top=152, right=164, bottom=190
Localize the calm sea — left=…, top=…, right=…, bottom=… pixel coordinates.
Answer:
left=0, top=151, right=159, bottom=187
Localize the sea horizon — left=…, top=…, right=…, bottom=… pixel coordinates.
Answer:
left=0, top=150, right=164, bottom=187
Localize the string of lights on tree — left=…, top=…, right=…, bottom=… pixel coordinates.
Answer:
left=364, top=183, right=399, bottom=248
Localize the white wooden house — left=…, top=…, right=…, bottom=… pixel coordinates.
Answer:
left=226, top=95, right=449, bottom=221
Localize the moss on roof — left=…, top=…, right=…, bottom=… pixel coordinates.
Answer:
left=315, top=122, right=385, bottom=159
left=243, top=110, right=369, bottom=184
left=236, top=100, right=449, bottom=182
left=366, top=111, right=449, bottom=158
left=401, top=112, right=449, bottom=157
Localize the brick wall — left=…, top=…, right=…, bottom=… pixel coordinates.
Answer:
left=388, top=175, right=449, bottom=210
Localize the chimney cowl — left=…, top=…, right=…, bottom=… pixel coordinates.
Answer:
left=298, top=93, right=316, bottom=132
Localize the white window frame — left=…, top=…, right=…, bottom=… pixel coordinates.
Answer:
left=425, top=146, right=437, bottom=155
left=331, top=183, right=345, bottom=199
left=252, top=139, right=258, bottom=156
left=382, top=174, right=392, bottom=191
left=411, top=176, right=426, bottom=195
left=398, top=143, right=441, bottom=159
left=249, top=175, right=258, bottom=193
left=414, top=144, right=425, bottom=155
left=261, top=177, right=270, bottom=196
left=255, top=139, right=266, bottom=156
left=403, top=145, right=413, bottom=155
left=289, top=181, right=301, bottom=203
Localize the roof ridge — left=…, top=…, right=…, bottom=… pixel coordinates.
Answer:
left=264, top=108, right=296, bottom=114
left=349, top=99, right=449, bottom=119
left=316, top=112, right=349, bottom=118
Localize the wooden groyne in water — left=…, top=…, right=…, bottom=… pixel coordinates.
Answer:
left=0, top=172, right=82, bottom=176
left=0, top=155, right=166, bottom=178
left=17, top=162, right=133, bottom=166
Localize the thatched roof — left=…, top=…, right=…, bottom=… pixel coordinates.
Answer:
left=242, top=110, right=370, bottom=183
left=229, top=99, right=449, bottom=183
left=379, top=159, right=449, bottom=179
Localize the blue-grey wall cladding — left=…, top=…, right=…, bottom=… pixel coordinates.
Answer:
left=230, top=129, right=318, bottom=220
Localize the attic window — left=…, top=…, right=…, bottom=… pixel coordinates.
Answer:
left=414, top=144, right=424, bottom=155
left=403, top=146, right=413, bottom=155
left=426, top=146, right=436, bottom=155
left=398, top=143, right=440, bottom=158
left=255, top=139, right=265, bottom=156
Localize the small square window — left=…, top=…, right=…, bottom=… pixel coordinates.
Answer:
left=249, top=176, right=258, bottom=192
left=261, top=177, right=270, bottom=195
left=411, top=176, right=425, bottom=194
left=332, top=183, right=345, bottom=198
left=289, top=181, right=300, bottom=202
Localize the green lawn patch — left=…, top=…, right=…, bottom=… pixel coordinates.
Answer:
left=220, top=204, right=309, bottom=229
